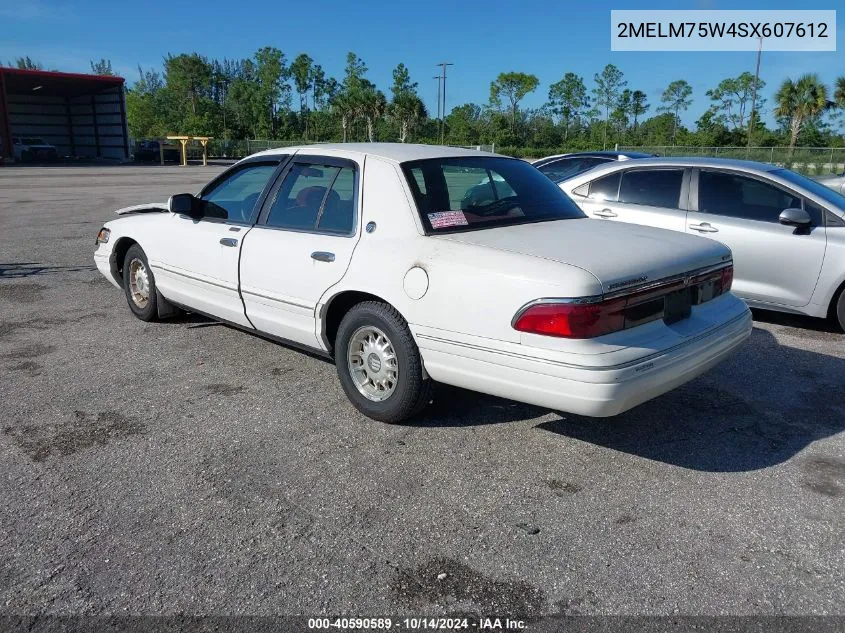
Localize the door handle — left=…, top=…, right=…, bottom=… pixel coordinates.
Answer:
left=689, top=222, right=719, bottom=233
left=594, top=209, right=617, bottom=218
left=311, top=251, right=335, bottom=263
left=220, top=237, right=238, bottom=247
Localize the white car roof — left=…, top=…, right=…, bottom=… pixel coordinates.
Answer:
left=250, top=143, right=502, bottom=164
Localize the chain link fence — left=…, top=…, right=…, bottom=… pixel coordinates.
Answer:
left=619, top=145, right=845, bottom=176
left=129, top=139, right=500, bottom=163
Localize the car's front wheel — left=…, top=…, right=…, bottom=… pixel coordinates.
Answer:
left=122, top=244, right=159, bottom=321
left=334, top=301, right=432, bottom=423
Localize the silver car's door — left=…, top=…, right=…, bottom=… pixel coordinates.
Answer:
left=576, top=167, right=689, bottom=231
left=688, top=168, right=826, bottom=307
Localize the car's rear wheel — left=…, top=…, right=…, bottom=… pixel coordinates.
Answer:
left=123, top=244, right=158, bottom=321
left=334, top=301, right=432, bottom=423
left=834, top=287, right=845, bottom=333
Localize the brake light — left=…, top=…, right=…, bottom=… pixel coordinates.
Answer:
left=721, top=265, right=733, bottom=292
left=514, top=264, right=734, bottom=339
left=513, top=299, right=626, bottom=339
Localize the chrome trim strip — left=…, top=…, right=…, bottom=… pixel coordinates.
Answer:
left=152, top=263, right=237, bottom=292
left=240, top=288, right=314, bottom=310
left=511, top=260, right=733, bottom=327
left=419, top=310, right=748, bottom=374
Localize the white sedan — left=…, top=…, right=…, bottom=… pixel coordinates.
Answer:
left=94, top=144, right=752, bottom=423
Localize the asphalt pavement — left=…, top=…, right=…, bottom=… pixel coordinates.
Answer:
left=0, top=165, right=843, bottom=624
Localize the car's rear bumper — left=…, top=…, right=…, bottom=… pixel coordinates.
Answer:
left=414, top=302, right=752, bottom=417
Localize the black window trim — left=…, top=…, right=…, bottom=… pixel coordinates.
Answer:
left=690, top=167, right=821, bottom=227
left=255, top=155, right=360, bottom=238
left=196, top=155, right=289, bottom=227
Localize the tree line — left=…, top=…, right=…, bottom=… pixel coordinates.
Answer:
left=7, top=54, right=845, bottom=155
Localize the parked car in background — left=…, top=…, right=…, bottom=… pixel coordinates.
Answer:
left=533, top=151, right=655, bottom=183
left=134, top=140, right=180, bottom=162
left=94, top=144, right=750, bottom=423
left=12, top=137, right=58, bottom=162
left=559, top=157, right=845, bottom=330
left=815, top=171, right=845, bottom=196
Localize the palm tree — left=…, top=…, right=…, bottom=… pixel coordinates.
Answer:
left=359, top=84, right=387, bottom=142
left=835, top=76, right=845, bottom=109
left=774, top=74, right=831, bottom=152
left=389, top=93, right=426, bottom=142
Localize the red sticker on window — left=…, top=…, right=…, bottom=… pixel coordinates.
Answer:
left=428, top=211, right=468, bottom=228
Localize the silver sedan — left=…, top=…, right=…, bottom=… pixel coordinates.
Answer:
left=558, top=157, right=845, bottom=331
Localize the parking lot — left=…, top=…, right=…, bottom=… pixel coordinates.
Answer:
left=1, top=165, right=844, bottom=620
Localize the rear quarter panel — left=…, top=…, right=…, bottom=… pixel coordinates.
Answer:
left=318, top=157, right=602, bottom=345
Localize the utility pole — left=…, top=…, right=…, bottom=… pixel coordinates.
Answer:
left=433, top=74, right=442, bottom=141
left=436, top=62, right=453, bottom=145
left=746, top=36, right=763, bottom=157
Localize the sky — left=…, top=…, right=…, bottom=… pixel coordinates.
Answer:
left=1, top=0, right=843, bottom=128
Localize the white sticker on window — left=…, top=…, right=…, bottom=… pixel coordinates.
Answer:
left=428, top=211, right=468, bottom=228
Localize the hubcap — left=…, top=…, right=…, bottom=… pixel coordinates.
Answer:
left=128, top=258, right=150, bottom=308
left=347, top=326, right=398, bottom=402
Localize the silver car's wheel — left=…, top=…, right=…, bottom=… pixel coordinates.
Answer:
left=128, top=257, right=150, bottom=309
left=347, top=326, right=398, bottom=402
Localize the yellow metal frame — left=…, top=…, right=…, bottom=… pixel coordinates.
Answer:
left=165, top=135, right=213, bottom=166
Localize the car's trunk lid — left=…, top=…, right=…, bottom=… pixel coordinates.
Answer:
left=433, top=218, right=731, bottom=294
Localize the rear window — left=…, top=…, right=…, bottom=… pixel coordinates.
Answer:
left=402, top=156, right=585, bottom=233
left=618, top=169, right=684, bottom=208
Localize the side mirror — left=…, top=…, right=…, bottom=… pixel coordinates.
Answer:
left=778, top=207, right=811, bottom=228
left=169, top=193, right=203, bottom=219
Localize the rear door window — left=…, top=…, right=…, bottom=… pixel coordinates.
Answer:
left=618, top=169, right=684, bottom=208
left=264, top=160, right=358, bottom=235
left=587, top=172, right=621, bottom=202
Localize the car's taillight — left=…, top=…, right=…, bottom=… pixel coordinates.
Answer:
left=721, top=265, right=733, bottom=292
left=513, top=299, right=627, bottom=338
left=514, top=264, right=734, bottom=339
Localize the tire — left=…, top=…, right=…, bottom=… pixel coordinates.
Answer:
left=834, top=288, right=845, bottom=333
left=334, top=301, right=432, bottom=423
left=122, top=244, right=159, bottom=321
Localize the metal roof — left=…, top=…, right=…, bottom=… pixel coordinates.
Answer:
left=0, top=67, right=125, bottom=97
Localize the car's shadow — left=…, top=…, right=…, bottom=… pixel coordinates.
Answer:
left=411, top=327, right=845, bottom=473
left=750, top=307, right=842, bottom=333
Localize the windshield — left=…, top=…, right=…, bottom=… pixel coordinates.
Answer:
left=22, top=138, right=46, bottom=145
left=772, top=168, right=845, bottom=210
left=402, top=156, right=585, bottom=233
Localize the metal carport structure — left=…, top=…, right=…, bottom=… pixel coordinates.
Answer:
left=0, top=67, right=128, bottom=163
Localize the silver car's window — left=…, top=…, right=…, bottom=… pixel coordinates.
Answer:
left=618, top=169, right=684, bottom=208
left=699, top=171, right=801, bottom=223
left=772, top=168, right=845, bottom=211
left=539, top=157, right=613, bottom=183
left=587, top=172, right=621, bottom=202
